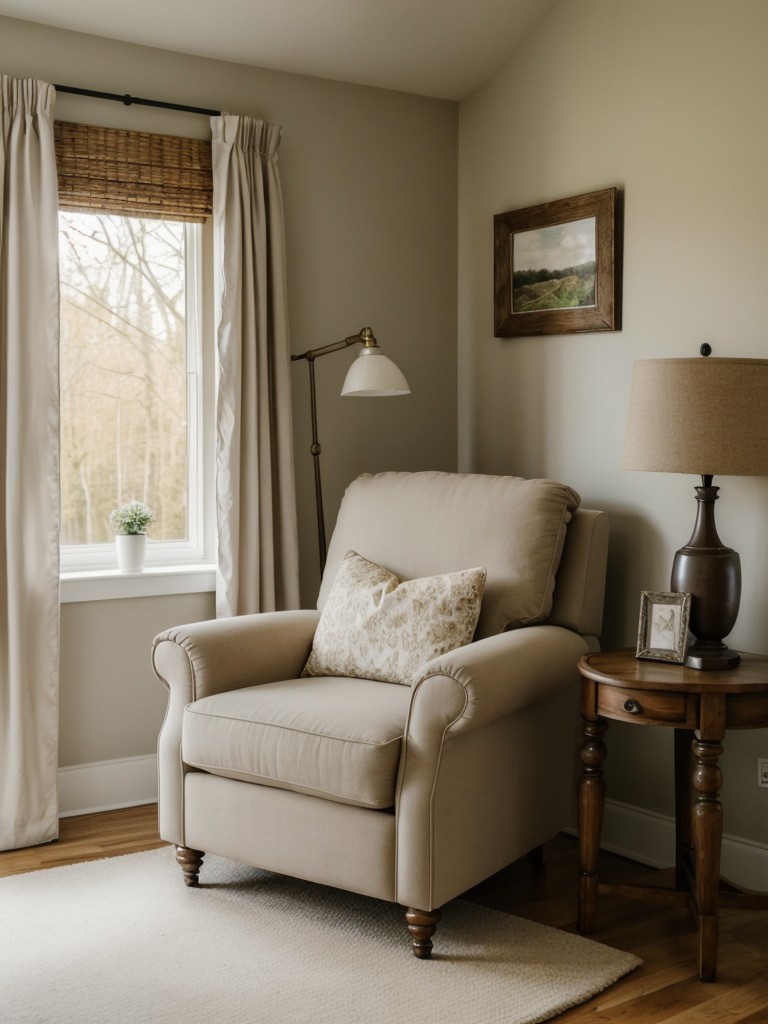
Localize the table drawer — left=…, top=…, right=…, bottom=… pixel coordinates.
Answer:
left=598, top=685, right=696, bottom=726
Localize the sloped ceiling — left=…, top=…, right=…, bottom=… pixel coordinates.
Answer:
left=0, top=0, right=560, bottom=100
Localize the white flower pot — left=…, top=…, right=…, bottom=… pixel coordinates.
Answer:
left=116, top=533, right=148, bottom=573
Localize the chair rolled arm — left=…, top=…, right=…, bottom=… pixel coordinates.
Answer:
left=153, top=609, right=321, bottom=847
left=152, top=609, right=321, bottom=703
left=396, top=625, right=588, bottom=910
left=407, top=625, right=588, bottom=741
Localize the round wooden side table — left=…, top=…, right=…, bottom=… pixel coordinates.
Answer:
left=577, top=647, right=768, bottom=982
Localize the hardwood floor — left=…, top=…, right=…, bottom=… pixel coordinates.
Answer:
left=467, top=840, right=768, bottom=1022
left=0, top=804, right=166, bottom=876
left=2, top=807, right=767, bottom=1021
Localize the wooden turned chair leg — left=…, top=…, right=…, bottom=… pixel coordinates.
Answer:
left=405, top=907, right=442, bottom=959
left=175, top=845, right=205, bottom=887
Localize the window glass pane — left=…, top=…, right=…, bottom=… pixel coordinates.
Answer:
left=59, top=212, right=189, bottom=545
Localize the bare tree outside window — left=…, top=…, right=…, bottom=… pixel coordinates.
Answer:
left=59, top=212, right=190, bottom=546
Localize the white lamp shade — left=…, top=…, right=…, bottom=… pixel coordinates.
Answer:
left=341, top=347, right=410, bottom=397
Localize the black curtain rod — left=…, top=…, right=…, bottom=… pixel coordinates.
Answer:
left=54, top=84, right=220, bottom=117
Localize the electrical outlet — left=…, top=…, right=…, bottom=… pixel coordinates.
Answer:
left=759, top=759, right=768, bottom=788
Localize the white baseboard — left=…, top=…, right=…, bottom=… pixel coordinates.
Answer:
left=571, top=798, right=768, bottom=892
left=58, top=755, right=158, bottom=817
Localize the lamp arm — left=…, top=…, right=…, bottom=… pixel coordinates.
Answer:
left=291, top=327, right=378, bottom=364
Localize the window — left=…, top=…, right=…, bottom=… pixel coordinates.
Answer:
left=54, top=120, right=214, bottom=575
left=58, top=211, right=207, bottom=570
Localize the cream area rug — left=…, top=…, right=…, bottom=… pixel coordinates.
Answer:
left=0, top=847, right=640, bottom=1024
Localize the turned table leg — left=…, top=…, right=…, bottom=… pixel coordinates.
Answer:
left=405, top=907, right=442, bottom=959
left=578, top=715, right=608, bottom=934
left=674, top=728, right=695, bottom=890
left=692, top=732, right=724, bottom=982
left=176, top=845, right=205, bottom=887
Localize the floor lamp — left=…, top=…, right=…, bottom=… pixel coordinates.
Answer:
left=291, top=327, right=410, bottom=573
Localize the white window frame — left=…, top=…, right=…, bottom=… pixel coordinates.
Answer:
left=59, top=219, right=216, bottom=580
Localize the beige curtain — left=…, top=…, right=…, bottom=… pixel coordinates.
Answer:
left=212, top=115, right=299, bottom=617
left=0, top=77, right=60, bottom=851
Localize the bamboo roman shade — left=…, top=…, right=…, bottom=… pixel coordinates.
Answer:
left=54, top=120, right=212, bottom=222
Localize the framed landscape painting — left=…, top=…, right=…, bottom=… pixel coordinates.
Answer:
left=494, top=187, right=621, bottom=337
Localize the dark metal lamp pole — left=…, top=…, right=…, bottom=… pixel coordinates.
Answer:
left=291, top=327, right=410, bottom=574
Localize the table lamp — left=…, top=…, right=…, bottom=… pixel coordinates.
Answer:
left=622, top=349, right=768, bottom=669
left=292, top=327, right=410, bottom=572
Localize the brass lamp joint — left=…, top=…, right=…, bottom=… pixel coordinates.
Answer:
left=359, top=327, right=380, bottom=350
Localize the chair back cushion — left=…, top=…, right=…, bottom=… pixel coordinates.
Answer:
left=547, top=507, right=609, bottom=638
left=319, top=472, right=581, bottom=640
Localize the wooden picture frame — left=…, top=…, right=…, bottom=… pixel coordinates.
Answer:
left=636, top=591, right=691, bottom=664
left=494, top=187, right=620, bottom=337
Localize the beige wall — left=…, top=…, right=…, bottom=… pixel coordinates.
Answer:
left=459, top=0, right=768, bottom=846
left=59, top=593, right=214, bottom=765
left=0, top=16, right=458, bottom=769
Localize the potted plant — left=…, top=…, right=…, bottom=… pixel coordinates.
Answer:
left=109, top=500, right=155, bottom=573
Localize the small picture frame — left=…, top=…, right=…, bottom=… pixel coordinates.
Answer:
left=636, top=591, right=691, bottom=664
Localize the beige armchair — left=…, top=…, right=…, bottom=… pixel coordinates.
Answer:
left=152, top=472, right=608, bottom=957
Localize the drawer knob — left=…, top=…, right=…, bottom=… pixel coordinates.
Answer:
left=623, top=698, right=644, bottom=715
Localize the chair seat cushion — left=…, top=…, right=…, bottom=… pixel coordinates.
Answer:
left=182, top=676, right=411, bottom=809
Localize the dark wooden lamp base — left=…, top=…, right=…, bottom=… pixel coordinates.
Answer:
left=684, top=642, right=741, bottom=671
left=671, top=479, right=741, bottom=672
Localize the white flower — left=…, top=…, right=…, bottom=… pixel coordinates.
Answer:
left=109, top=500, right=155, bottom=535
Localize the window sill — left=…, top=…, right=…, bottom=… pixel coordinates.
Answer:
left=60, top=565, right=216, bottom=603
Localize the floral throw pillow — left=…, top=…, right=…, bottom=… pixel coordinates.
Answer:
left=303, top=550, right=487, bottom=686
